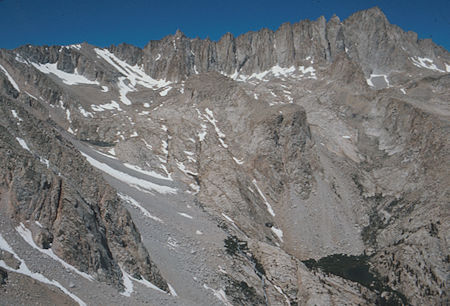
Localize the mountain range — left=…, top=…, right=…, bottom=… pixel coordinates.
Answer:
left=0, top=7, right=448, bottom=306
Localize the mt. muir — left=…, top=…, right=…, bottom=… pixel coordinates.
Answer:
left=0, top=7, right=448, bottom=306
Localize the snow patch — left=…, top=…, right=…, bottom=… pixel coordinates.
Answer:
left=203, top=284, right=232, bottom=306
left=16, top=223, right=94, bottom=281
left=176, top=160, right=198, bottom=176
left=203, top=108, right=228, bottom=148
left=366, top=74, right=390, bottom=88
left=117, top=76, right=133, bottom=105
left=81, top=152, right=177, bottom=194
left=232, top=157, right=244, bottom=165
left=0, top=64, right=20, bottom=92
left=123, top=163, right=172, bottom=181
left=91, top=100, right=122, bottom=112
left=94, top=48, right=171, bottom=104
left=252, top=179, right=275, bottom=216
left=11, top=110, right=23, bottom=121
left=16, top=137, right=31, bottom=152
left=15, top=53, right=28, bottom=64
left=228, top=64, right=315, bottom=82
left=78, top=106, right=93, bottom=118
left=120, top=267, right=134, bottom=297
left=121, top=267, right=166, bottom=296
left=221, top=213, right=235, bottom=224
left=189, top=183, right=200, bottom=193
left=168, top=283, right=178, bottom=296
left=0, top=234, right=86, bottom=306
left=178, top=212, right=193, bottom=219
left=410, top=57, right=445, bottom=73
left=198, top=124, right=207, bottom=141
left=118, top=193, right=163, bottom=223
left=31, top=63, right=99, bottom=85
left=271, top=227, right=284, bottom=242
left=25, top=91, right=38, bottom=100
left=159, top=86, right=172, bottom=96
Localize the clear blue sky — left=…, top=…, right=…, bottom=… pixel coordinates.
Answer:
left=0, top=0, right=448, bottom=51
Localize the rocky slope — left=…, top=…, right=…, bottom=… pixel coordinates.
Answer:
left=0, top=6, right=448, bottom=306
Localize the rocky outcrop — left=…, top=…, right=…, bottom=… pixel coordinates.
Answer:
left=136, top=7, right=449, bottom=81
left=0, top=95, right=168, bottom=292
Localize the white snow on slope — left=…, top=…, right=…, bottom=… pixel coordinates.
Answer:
left=118, top=193, right=163, bottom=223
left=271, top=65, right=296, bottom=77
left=15, top=53, right=28, bottom=64
left=16, top=137, right=31, bottom=152
left=119, top=267, right=167, bottom=297
left=160, top=86, right=172, bottom=96
left=91, top=100, right=122, bottom=112
left=25, top=91, right=38, bottom=100
left=0, top=64, right=20, bottom=92
left=203, top=284, right=232, bottom=306
left=94, top=48, right=171, bottom=104
left=168, top=283, right=178, bottom=296
left=123, top=163, right=173, bottom=181
left=176, top=160, right=198, bottom=176
left=120, top=267, right=134, bottom=297
left=81, top=152, right=177, bottom=194
left=0, top=234, right=86, bottom=306
left=221, top=213, right=235, bottom=224
left=117, top=76, right=133, bottom=105
left=298, top=65, right=317, bottom=79
left=178, top=212, right=194, bottom=219
left=203, top=108, right=228, bottom=148
left=271, top=227, right=284, bottom=242
left=70, top=44, right=82, bottom=50
left=228, top=64, right=316, bottom=82
left=366, top=74, right=390, bottom=88
left=252, top=179, right=276, bottom=216
left=232, top=157, right=244, bottom=165
left=16, top=223, right=94, bottom=281
left=11, top=110, right=23, bottom=121
left=410, top=57, right=445, bottom=73
left=78, top=106, right=93, bottom=118
left=31, top=62, right=99, bottom=86
left=91, top=148, right=117, bottom=160
left=107, top=148, right=116, bottom=156
left=198, top=124, right=207, bottom=141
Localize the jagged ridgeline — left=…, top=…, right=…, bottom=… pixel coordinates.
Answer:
left=0, top=6, right=448, bottom=306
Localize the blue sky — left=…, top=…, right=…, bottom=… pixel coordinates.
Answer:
left=0, top=0, right=448, bottom=50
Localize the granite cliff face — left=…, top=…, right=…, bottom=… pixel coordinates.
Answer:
left=0, top=6, right=448, bottom=306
